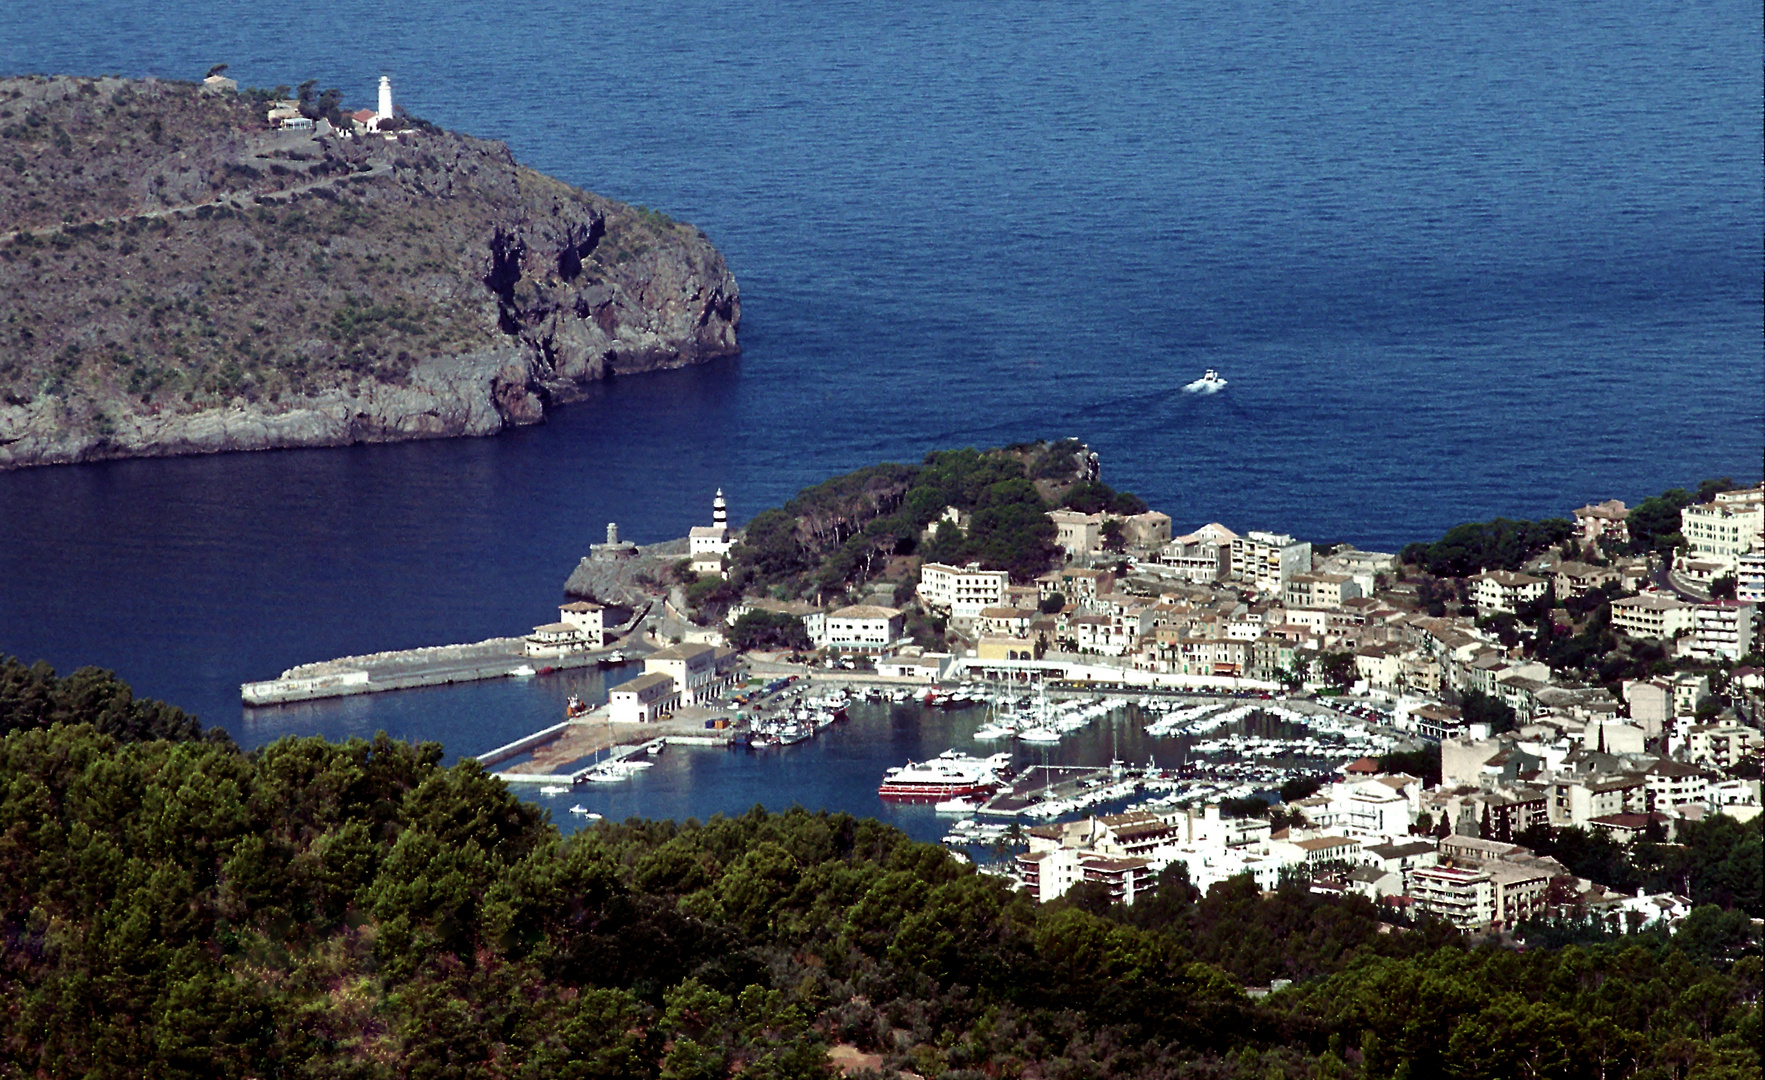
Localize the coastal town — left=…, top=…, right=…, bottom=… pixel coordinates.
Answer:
left=495, top=455, right=1762, bottom=936
left=239, top=444, right=1763, bottom=937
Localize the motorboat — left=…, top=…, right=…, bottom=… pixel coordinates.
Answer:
left=1183, top=368, right=1228, bottom=394
left=934, top=796, right=985, bottom=814
left=540, top=785, right=568, bottom=796
left=568, top=805, right=601, bottom=819
left=508, top=664, right=538, bottom=678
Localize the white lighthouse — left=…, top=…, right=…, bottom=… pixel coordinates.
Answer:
left=376, top=75, right=393, bottom=124
left=690, top=488, right=734, bottom=578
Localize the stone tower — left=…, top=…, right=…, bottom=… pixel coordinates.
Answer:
left=606, top=522, right=619, bottom=545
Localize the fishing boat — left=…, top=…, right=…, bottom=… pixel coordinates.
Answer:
left=566, top=695, right=590, bottom=718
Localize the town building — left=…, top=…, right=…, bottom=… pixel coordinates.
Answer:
left=642, top=643, right=738, bottom=704
left=917, top=562, right=1011, bottom=622
left=1679, top=485, right=1764, bottom=576
left=1609, top=593, right=1696, bottom=640
left=823, top=605, right=905, bottom=654
left=1284, top=572, right=1363, bottom=610
left=1047, top=509, right=1106, bottom=558
left=608, top=672, right=680, bottom=724
left=1230, top=531, right=1311, bottom=596
left=1159, top=523, right=1237, bottom=583
left=1469, top=570, right=1547, bottom=615
left=1573, top=499, right=1630, bottom=548
left=1685, top=601, right=1756, bottom=661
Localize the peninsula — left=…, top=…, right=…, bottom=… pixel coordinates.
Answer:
left=0, top=74, right=740, bottom=468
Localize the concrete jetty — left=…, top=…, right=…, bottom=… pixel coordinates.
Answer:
left=241, top=638, right=623, bottom=706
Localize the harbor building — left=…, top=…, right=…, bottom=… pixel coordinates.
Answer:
left=608, top=672, right=680, bottom=724
left=643, top=643, right=738, bottom=704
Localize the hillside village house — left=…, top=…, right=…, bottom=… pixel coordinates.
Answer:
left=1685, top=601, right=1757, bottom=661
left=1573, top=499, right=1630, bottom=547
left=1469, top=570, right=1546, bottom=614
left=1284, top=572, right=1362, bottom=610
left=1048, top=509, right=1105, bottom=558
left=1610, top=593, right=1696, bottom=640
left=726, top=597, right=826, bottom=645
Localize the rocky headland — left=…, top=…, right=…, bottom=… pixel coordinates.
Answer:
left=0, top=75, right=739, bottom=469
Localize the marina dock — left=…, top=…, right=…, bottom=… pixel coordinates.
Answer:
left=475, top=710, right=747, bottom=786
left=978, top=765, right=1118, bottom=817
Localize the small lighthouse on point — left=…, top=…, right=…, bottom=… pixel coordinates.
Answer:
left=713, top=488, right=728, bottom=528
left=376, top=75, right=393, bottom=124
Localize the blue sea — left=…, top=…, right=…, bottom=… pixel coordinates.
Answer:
left=2, top=0, right=1760, bottom=834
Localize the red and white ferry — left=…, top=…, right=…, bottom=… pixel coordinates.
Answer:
left=877, top=751, right=1014, bottom=803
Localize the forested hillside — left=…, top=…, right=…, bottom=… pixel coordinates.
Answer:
left=0, top=659, right=1757, bottom=1078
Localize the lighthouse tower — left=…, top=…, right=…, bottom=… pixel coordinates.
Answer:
left=376, top=75, right=393, bottom=124
left=690, top=489, right=734, bottom=578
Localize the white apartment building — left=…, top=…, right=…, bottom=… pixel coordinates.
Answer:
left=824, top=605, right=905, bottom=654
left=1407, top=865, right=1496, bottom=929
left=1679, top=486, right=1764, bottom=575
left=1737, top=550, right=1765, bottom=604
left=1284, top=572, right=1363, bottom=610
left=1685, top=601, right=1756, bottom=661
left=1469, top=570, right=1547, bottom=614
left=1610, top=593, right=1696, bottom=640
left=917, top=562, right=1011, bottom=621
left=1231, top=531, right=1311, bottom=595
left=1682, top=723, right=1763, bottom=770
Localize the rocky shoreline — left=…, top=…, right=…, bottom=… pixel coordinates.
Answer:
left=0, top=75, right=739, bottom=469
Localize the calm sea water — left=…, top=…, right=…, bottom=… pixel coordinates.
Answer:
left=2, top=0, right=1760, bottom=830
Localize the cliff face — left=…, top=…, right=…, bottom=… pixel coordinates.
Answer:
left=0, top=75, right=739, bottom=468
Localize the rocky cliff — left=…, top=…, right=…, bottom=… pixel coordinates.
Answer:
left=0, top=75, right=739, bottom=468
